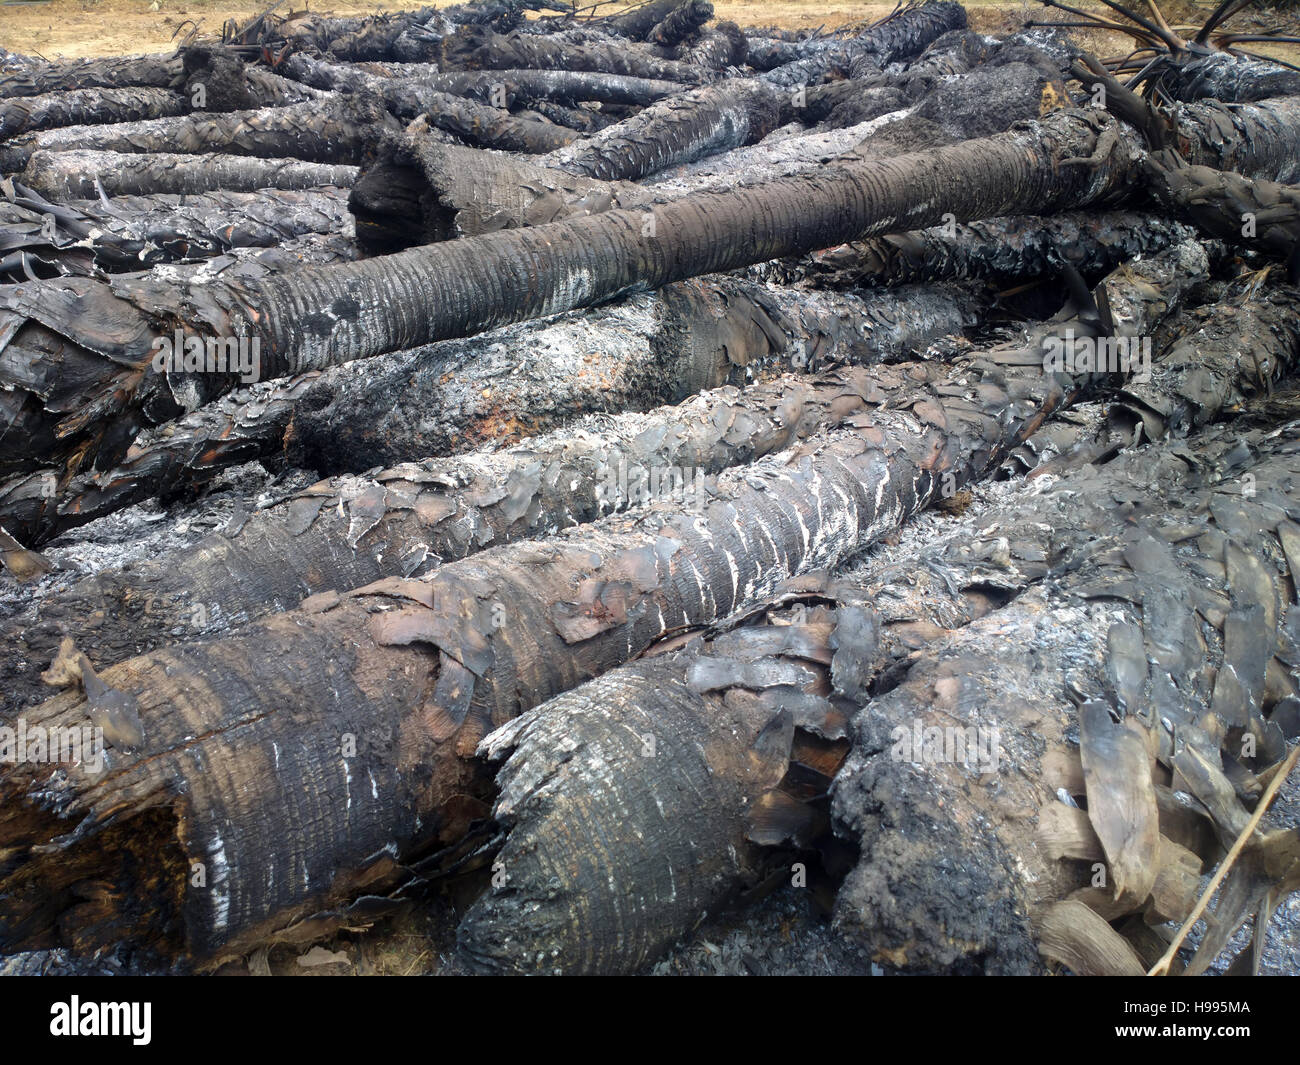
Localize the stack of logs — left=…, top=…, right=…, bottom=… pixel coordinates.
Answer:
left=1, top=0, right=1299, bottom=975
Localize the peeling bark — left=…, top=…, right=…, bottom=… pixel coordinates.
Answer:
left=830, top=384, right=1300, bottom=974
left=459, top=605, right=856, bottom=974
left=0, top=88, right=190, bottom=143
left=755, top=211, right=1197, bottom=288
left=8, top=102, right=1288, bottom=485
left=1, top=183, right=351, bottom=274
left=0, top=243, right=1203, bottom=963
left=539, top=79, right=783, bottom=181
left=442, top=24, right=711, bottom=83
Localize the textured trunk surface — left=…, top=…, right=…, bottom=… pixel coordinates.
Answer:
left=832, top=392, right=1300, bottom=974
left=10, top=100, right=1291, bottom=488
left=0, top=96, right=399, bottom=173
left=0, top=244, right=1203, bottom=965
left=20, top=149, right=359, bottom=199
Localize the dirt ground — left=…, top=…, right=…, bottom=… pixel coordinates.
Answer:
left=0, top=0, right=1288, bottom=60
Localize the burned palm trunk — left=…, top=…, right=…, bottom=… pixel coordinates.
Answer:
left=407, top=68, right=681, bottom=107
left=762, top=1, right=968, bottom=87
left=673, top=22, right=749, bottom=71
left=648, top=0, right=715, bottom=48
left=0, top=88, right=190, bottom=143
left=0, top=54, right=178, bottom=99
left=277, top=279, right=983, bottom=475
left=755, top=211, right=1196, bottom=288
left=2, top=183, right=351, bottom=273
left=539, top=79, right=782, bottom=181
left=831, top=400, right=1300, bottom=975
left=0, top=275, right=978, bottom=548
left=5, top=102, right=1290, bottom=488
left=0, top=244, right=1204, bottom=963
left=20, top=149, right=359, bottom=200
left=0, top=361, right=941, bottom=711
left=441, top=25, right=710, bottom=83
left=1162, top=52, right=1300, bottom=105
left=277, top=53, right=574, bottom=153
left=459, top=607, right=857, bottom=975
left=0, top=96, right=399, bottom=174
left=1143, top=156, right=1300, bottom=281
left=349, top=137, right=650, bottom=250
left=1113, top=287, right=1300, bottom=441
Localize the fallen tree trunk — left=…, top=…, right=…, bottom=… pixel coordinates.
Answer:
left=1112, top=286, right=1300, bottom=441
left=0, top=88, right=190, bottom=143
left=0, top=244, right=1203, bottom=963
left=0, top=356, right=959, bottom=711
left=538, top=79, right=783, bottom=181
left=1143, top=155, right=1300, bottom=281
left=830, top=384, right=1300, bottom=974
left=440, top=24, right=711, bottom=82
left=0, top=96, right=401, bottom=174
left=648, top=0, right=715, bottom=47
left=20, top=149, right=359, bottom=199
left=3, top=100, right=1293, bottom=489
left=755, top=211, right=1197, bottom=288
left=0, top=54, right=178, bottom=99
left=0, top=275, right=980, bottom=546
left=459, top=601, right=859, bottom=974
left=761, top=1, right=967, bottom=88
left=1, top=183, right=351, bottom=273
left=278, top=53, right=577, bottom=153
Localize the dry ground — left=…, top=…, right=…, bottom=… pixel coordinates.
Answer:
left=3, top=0, right=1296, bottom=62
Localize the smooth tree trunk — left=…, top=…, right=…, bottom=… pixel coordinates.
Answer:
left=0, top=243, right=1204, bottom=965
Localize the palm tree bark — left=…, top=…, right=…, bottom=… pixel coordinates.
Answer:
left=538, top=79, right=783, bottom=181
left=755, top=211, right=1197, bottom=288
left=0, top=243, right=1204, bottom=964
left=831, top=392, right=1300, bottom=974
left=20, top=149, right=359, bottom=200
left=0, top=354, right=960, bottom=713
left=0, top=275, right=977, bottom=548
left=0, top=96, right=401, bottom=174
left=1, top=183, right=351, bottom=274
left=3, top=100, right=1296, bottom=491
left=0, top=88, right=190, bottom=143
left=440, top=24, right=712, bottom=83
left=0, top=54, right=178, bottom=99
left=459, top=604, right=855, bottom=974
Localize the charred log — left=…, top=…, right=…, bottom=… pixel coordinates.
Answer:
left=20, top=149, right=359, bottom=199
left=6, top=101, right=1294, bottom=484
left=0, top=243, right=1203, bottom=962
left=0, top=96, right=400, bottom=174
